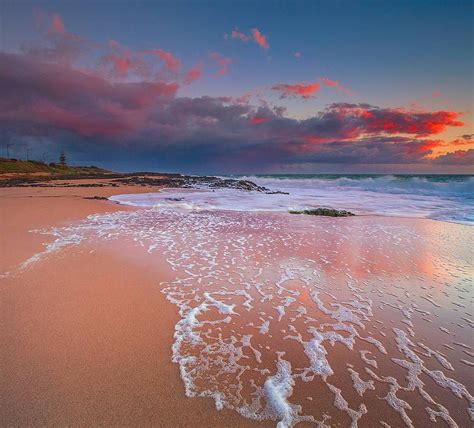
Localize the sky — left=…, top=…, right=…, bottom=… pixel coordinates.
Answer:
left=0, top=0, right=473, bottom=173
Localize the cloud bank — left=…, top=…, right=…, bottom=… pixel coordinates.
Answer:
left=0, top=14, right=471, bottom=172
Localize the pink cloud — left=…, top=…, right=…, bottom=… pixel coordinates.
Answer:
left=234, top=91, right=253, bottom=105
left=249, top=115, right=269, bottom=125
left=271, top=81, right=321, bottom=99
left=251, top=28, right=269, bottom=50
left=320, top=78, right=338, bottom=88
left=27, top=13, right=84, bottom=65
left=432, top=91, right=441, bottom=98
left=320, top=77, right=352, bottom=95
left=99, top=43, right=150, bottom=79
left=209, top=51, right=231, bottom=76
left=270, top=76, right=352, bottom=101
left=30, top=101, right=133, bottom=137
left=0, top=52, right=178, bottom=138
left=101, top=54, right=133, bottom=77
left=27, top=15, right=185, bottom=84
left=230, top=30, right=250, bottom=42
left=294, top=52, right=301, bottom=59
left=184, top=64, right=203, bottom=84
left=226, top=27, right=269, bottom=50
left=98, top=42, right=185, bottom=80
left=147, top=48, right=181, bottom=72
left=48, top=13, right=65, bottom=34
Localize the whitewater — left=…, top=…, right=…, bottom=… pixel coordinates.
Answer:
left=110, top=174, right=474, bottom=225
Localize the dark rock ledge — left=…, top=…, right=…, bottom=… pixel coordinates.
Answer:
left=289, top=208, right=355, bottom=217
left=111, top=175, right=289, bottom=194
left=0, top=172, right=288, bottom=194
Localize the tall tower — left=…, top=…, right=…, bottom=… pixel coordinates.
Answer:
left=59, top=151, right=67, bottom=166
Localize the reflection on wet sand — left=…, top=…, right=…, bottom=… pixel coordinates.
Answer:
left=11, top=210, right=474, bottom=427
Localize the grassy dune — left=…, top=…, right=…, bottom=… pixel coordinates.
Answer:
left=0, top=158, right=109, bottom=176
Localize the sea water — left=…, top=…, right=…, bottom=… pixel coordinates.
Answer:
left=110, top=174, right=474, bottom=225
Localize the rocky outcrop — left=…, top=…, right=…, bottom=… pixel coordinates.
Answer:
left=0, top=171, right=290, bottom=194
left=112, top=175, right=289, bottom=194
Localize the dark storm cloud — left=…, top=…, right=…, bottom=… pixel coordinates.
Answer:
left=0, top=51, right=467, bottom=170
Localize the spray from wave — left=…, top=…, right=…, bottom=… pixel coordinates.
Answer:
left=237, top=174, right=474, bottom=199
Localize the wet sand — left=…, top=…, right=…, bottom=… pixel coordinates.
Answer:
left=1, top=182, right=473, bottom=427
left=0, top=183, right=267, bottom=426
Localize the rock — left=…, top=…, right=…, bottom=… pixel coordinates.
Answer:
left=112, top=175, right=281, bottom=194
left=0, top=171, right=288, bottom=195
left=83, top=196, right=108, bottom=200
left=266, top=190, right=290, bottom=195
left=289, top=208, right=355, bottom=217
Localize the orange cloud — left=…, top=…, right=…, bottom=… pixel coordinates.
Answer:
left=251, top=28, right=269, bottom=49
left=320, top=78, right=338, bottom=87
left=451, top=137, right=473, bottom=146
left=414, top=139, right=443, bottom=154
left=320, top=77, right=352, bottom=95
left=329, top=104, right=464, bottom=136
left=271, top=81, right=320, bottom=99
left=226, top=27, right=269, bottom=50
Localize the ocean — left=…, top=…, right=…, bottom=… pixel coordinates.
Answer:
left=110, top=174, right=474, bottom=225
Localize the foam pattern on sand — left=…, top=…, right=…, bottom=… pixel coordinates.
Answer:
left=10, top=206, right=474, bottom=427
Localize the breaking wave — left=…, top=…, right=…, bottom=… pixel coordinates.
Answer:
left=110, top=174, right=474, bottom=225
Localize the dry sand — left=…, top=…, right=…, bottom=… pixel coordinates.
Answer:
left=0, top=181, right=268, bottom=426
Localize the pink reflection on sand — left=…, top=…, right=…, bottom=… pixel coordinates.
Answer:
left=13, top=208, right=474, bottom=427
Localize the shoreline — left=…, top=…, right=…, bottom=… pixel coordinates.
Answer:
left=2, top=170, right=472, bottom=226
left=109, top=187, right=473, bottom=227
left=1, top=180, right=473, bottom=426
left=0, top=181, right=271, bottom=426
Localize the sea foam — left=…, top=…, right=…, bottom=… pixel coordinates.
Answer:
left=7, top=195, right=474, bottom=426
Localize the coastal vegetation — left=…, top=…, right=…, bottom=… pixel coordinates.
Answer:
left=0, top=157, right=109, bottom=175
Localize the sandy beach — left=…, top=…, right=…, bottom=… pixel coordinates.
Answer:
left=0, top=182, right=268, bottom=426
left=1, top=181, right=473, bottom=427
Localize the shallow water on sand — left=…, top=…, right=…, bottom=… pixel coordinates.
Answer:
left=14, top=206, right=474, bottom=427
